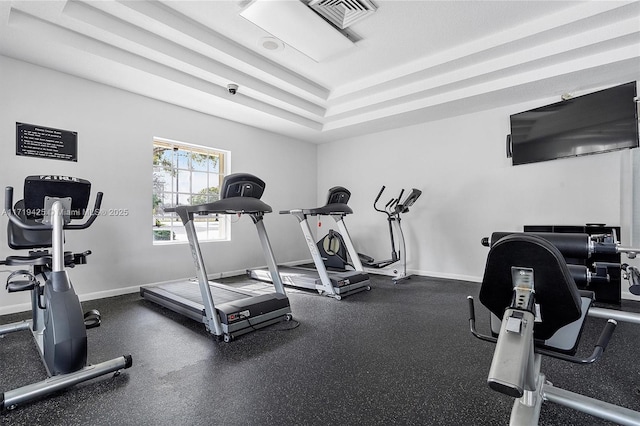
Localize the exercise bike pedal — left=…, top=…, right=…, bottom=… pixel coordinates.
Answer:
left=83, top=309, right=102, bottom=329
left=5, top=270, right=37, bottom=293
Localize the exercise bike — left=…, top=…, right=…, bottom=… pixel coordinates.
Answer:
left=357, top=186, right=421, bottom=284
left=0, top=175, right=132, bottom=411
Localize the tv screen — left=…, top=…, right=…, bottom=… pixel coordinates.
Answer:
left=510, top=81, right=639, bottom=165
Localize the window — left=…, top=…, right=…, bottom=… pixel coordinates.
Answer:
left=152, top=138, right=230, bottom=244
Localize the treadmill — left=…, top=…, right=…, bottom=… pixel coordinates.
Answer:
left=140, top=173, right=292, bottom=342
left=247, top=186, right=371, bottom=300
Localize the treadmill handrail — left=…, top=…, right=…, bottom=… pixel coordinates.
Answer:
left=166, top=197, right=272, bottom=215
left=279, top=203, right=353, bottom=216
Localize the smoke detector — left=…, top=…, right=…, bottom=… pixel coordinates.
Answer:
left=308, top=0, right=377, bottom=29
left=260, top=36, right=284, bottom=52
left=241, top=0, right=355, bottom=62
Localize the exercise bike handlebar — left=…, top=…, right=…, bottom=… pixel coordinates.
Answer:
left=4, top=186, right=103, bottom=231
left=66, top=192, right=103, bottom=229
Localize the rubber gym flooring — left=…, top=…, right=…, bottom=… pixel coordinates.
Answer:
left=1, top=274, right=640, bottom=425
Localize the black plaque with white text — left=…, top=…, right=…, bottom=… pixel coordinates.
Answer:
left=16, top=123, right=78, bottom=162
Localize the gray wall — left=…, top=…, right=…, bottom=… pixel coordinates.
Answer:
left=318, top=98, right=630, bottom=286
left=0, top=55, right=316, bottom=313
left=1, top=54, right=637, bottom=312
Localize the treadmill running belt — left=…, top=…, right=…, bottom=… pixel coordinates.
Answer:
left=156, top=281, right=256, bottom=305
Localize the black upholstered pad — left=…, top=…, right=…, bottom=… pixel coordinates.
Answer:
left=7, top=200, right=53, bottom=249
left=489, top=232, right=591, bottom=259
left=479, top=233, right=582, bottom=340
left=301, top=203, right=353, bottom=216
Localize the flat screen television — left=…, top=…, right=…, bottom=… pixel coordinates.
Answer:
left=509, top=81, right=639, bottom=165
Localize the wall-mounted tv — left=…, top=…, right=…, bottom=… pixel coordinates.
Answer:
left=508, top=81, right=639, bottom=166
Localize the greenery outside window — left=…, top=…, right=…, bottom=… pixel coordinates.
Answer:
left=153, top=138, right=230, bottom=244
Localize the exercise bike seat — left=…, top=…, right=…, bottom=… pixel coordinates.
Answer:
left=7, top=199, right=53, bottom=249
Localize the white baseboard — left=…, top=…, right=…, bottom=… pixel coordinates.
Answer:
left=0, top=302, right=31, bottom=316
left=0, top=260, right=315, bottom=316
left=5, top=266, right=636, bottom=315
left=370, top=268, right=481, bottom=283
left=0, top=285, right=141, bottom=316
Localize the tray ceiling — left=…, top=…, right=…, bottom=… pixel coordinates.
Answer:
left=1, top=0, right=638, bottom=143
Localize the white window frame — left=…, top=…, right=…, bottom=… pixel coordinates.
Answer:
left=152, top=137, right=230, bottom=245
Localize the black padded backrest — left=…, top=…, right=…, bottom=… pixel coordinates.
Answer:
left=326, top=186, right=350, bottom=205
left=24, top=175, right=91, bottom=220
left=220, top=173, right=265, bottom=200
left=479, top=233, right=582, bottom=340
left=7, top=200, right=53, bottom=249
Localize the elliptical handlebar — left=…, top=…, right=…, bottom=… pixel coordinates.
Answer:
left=4, top=186, right=103, bottom=231
left=394, top=189, right=405, bottom=210
left=374, top=186, right=390, bottom=214
left=373, top=186, right=385, bottom=205
left=374, top=186, right=422, bottom=216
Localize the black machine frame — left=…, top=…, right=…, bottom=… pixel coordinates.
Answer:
left=0, top=175, right=132, bottom=411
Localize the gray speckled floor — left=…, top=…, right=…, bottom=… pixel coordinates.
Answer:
left=1, top=274, right=640, bottom=425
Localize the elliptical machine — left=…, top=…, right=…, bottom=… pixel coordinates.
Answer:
left=0, top=175, right=132, bottom=411
left=358, top=186, right=421, bottom=284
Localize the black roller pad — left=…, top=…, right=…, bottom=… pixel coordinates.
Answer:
left=489, top=232, right=591, bottom=259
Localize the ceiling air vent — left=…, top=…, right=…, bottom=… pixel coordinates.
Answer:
left=308, top=0, right=377, bottom=29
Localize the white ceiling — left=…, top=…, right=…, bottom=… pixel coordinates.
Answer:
left=1, top=0, right=639, bottom=143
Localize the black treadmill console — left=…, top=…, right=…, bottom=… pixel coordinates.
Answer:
left=220, top=173, right=265, bottom=200
left=326, top=186, right=350, bottom=205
